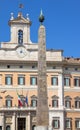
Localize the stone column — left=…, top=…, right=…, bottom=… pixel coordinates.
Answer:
left=27, top=112, right=31, bottom=130
left=2, top=113, right=5, bottom=130
left=36, top=19, right=49, bottom=130
left=58, top=72, right=64, bottom=130
left=12, top=113, right=16, bottom=130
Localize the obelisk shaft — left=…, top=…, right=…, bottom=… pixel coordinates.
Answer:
left=36, top=25, right=49, bottom=129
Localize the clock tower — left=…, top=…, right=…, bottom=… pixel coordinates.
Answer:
left=8, top=12, right=32, bottom=44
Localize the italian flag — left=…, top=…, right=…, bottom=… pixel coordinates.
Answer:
left=17, top=92, right=23, bottom=107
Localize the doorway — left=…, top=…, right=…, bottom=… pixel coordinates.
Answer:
left=17, top=118, right=26, bottom=130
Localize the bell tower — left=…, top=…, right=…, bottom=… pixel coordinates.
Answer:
left=8, top=12, right=32, bottom=44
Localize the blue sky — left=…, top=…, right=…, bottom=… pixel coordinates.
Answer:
left=0, top=0, right=80, bottom=57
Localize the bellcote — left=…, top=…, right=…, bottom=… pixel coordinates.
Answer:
left=8, top=12, right=32, bottom=44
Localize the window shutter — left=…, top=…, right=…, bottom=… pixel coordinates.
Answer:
left=75, top=120, right=77, bottom=128
left=36, top=77, right=37, bottom=85
left=23, top=77, right=25, bottom=85
left=6, top=100, right=7, bottom=107
left=11, top=77, right=12, bottom=85
left=70, top=120, right=72, bottom=128
left=11, top=100, right=12, bottom=107
left=58, top=120, right=60, bottom=128
left=51, top=77, right=53, bottom=85
left=30, top=77, right=32, bottom=85
left=5, top=77, right=7, bottom=85
left=74, top=79, right=76, bottom=86
left=79, top=79, right=80, bottom=86
left=69, top=78, right=71, bottom=86
left=52, top=120, right=54, bottom=128
left=18, top=77, right=19, bottom=85
left=57, top=100, right=58, bottom=107
left=57, top=77, right=58, bottom=85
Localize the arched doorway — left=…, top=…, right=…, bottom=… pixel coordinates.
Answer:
left=6, top=125, right=10, bottom=130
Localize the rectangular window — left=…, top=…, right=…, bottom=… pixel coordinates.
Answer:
left=74, top=78, right=80, bottom=87
left=52, top=100, right=58, bottom=107
left=5, top=76, right=12, bottom=85
left=65, top=101, right=71, bottom=108
left=30, top=77, right=37, bottom=85
left=6, top=100, right=12, bottom=107
left=51, top=77, right=58, bottom=86
left=52, top=119, right=60, bottom=128
left=18, top=76, right=25, bottom=85
left=31, top=100, right=37, bottom=107
left=64, top=78, right=70, bottom=86
left=66, top=119, right=71, bottom=128
left=75, top=101, right=80, bottom=108
left=75, top=119, right=80, bottom=128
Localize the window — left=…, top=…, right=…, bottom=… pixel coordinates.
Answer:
left=75, top=119, right=80, bottom=128
left=75, top=68, right=78, bottom=71
left=18, top=75, right=25, bottom=85
left=75, top=97, right=80, bottom=108
left=32, top=125, right=36, bottom=130
left=30, top=77, right=37, bottom=85
left=5, top=95, right=13, bottom=107
left=52, top=100, right=58, bottom=107
left=65, top=119, right=72, bottom=129
left=31, top=100, right=37, bottom=107
left=7, top=65, right=10, bottom=68
left=52, top=95, right=58, bottom=108
left=64, top=77, right=70, bottom=86
left=5, top=75, right=12, bottom=85
left=53, top=66, right=56, bottom=69
left=32, top=66, right=35, bottom=69
left=6, top=100, right=12, bottom=107
left=0, top=126, right=2, bottom=130
left=52, top=118, right=60, bottom=129
left=74, top=78, right=80, bottom=87
left=65, top=67, right=68, bottom=70
left=65, top=101, right=71, bottom=108
left=51, top=77, right=58, bottom=86
left=31, top=95, right=37, bottom=107
left=18, top=30, right=23, bottom=44
left=19, top=65, right=23, bottom=68
left=75, top=101, right=80, bottom=108
left=65, top=96, right=71, bottom=108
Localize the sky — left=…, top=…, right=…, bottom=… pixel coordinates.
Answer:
left=0, top=0, right=80, bottom=58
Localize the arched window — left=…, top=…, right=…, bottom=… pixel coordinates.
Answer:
left=18, top=30, right=23, bottom=45
left=32, top=125, right=36, bottom=130
left=6, top=125, right=10, bottom=130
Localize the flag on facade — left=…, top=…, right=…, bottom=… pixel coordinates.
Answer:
left=17, top=91, right=23, bottom=107
left=25, top=91, right=29, bottom=106
left=25, top=96, right=28, bottom=105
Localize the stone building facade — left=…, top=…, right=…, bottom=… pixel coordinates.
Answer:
left=0, top=11, right=80, bottom=130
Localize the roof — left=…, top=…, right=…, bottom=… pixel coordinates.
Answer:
left=8, top=12, right=32, bottom=26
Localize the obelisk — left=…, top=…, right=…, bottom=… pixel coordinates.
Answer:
left=36, top=10, right=49, bottom=130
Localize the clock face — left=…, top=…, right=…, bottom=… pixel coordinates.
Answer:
left=16, top=47, right=27, bottom=58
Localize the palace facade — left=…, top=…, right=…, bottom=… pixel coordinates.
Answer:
left=0, top=11, right=80, bottom=130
